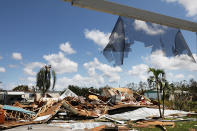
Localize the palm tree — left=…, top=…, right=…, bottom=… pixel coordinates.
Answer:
left=162, top=80, right=169, bottom=118
left=147, top=76, right=154, bottom=90
left=36, top=65, right=56, bottom=97
left=148, top=68, right=165, bottom=118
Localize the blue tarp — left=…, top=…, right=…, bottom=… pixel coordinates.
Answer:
left=103, top=16, right=195, bottom=66
left=3, top=105, right=35, bottom=115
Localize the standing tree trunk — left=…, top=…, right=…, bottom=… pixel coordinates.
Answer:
left=148, top=67, right=165, bottom=119
left=162, top=84, right=165, bottom=118
left=156, top=81, right=162, bottom=118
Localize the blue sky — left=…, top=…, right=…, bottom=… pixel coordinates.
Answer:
left=0, top=0, right=197, bottom=90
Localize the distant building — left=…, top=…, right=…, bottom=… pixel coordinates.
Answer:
left=0, top=91, right=26, bottom=105
left=144, top=89, right=162, bottom=100
left=34, top=91, right=61, bottom=101
left=169, top=90, right=190, bottom=101
left=0, top=90, right=61, bottom=105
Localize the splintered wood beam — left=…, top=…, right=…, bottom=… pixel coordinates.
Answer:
left=64, top=0, right=197, bottom=32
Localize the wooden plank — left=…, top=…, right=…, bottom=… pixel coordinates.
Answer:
left=34, top=101, right=64, bottom=123
left=133, top=121, right=175, bottom=128
left=62, top=101, right=99, bottom=117
left=64, top=0, right=197, bottom=32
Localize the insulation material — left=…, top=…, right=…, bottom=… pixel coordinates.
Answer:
left=33, top=115, right=51, bottom=122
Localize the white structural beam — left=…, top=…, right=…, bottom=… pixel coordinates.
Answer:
left=64, top=0, right=197, bottom=32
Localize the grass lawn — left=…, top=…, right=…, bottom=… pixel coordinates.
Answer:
left=130, top=121, right=197, bottom=131
left=128, top=116, right=197, bottom=131
left=166, top=121, right=197, bottom=131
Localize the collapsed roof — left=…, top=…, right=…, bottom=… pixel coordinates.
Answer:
left=103, top=16, right=195, bottom=66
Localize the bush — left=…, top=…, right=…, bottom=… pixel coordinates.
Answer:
left=164, top=100, right=197, bottom=112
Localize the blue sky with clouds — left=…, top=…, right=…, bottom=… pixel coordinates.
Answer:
left=0, top=0, right=197, bottom=90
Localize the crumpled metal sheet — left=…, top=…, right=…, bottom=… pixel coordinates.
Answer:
left=103, top=16, right=195, bottom=66
left=108, top=107, right=189, bottom=121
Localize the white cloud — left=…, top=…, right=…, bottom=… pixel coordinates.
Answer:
left=144, top=50, right=197, bottom=71
left=165, top=0, right=176, bottom=1
left=8, top=64, right=17, bottom=68
left=0, top=56, right=2, bottom=60
left=84, top=58, right=122, bottom=83
left=43, top=52, right=78, bottom=74
left=59, top=42, right=76, bottom=54
left=166, top=72, right=174, bottom=80
left=24, top=62, right=44, bottom=76
left=0, top=83, right=3, bottom=89
left=16, top=77, right=36, bottom=88
left=12, top=52, right=22, bottom=60
left=164, top=0, right=197, bottom=17
left=27, top=77, right=36, bottom=83
left=55, top=77, right=73, bottom=90
left=174, top=74, right=185, bottom=79
left=55, top=74, right=105, bottom=90
left=188, top=74, right=195, bottom=79
left=166, top=72, right=185, bottom=81
left=0, top=67, right=6, bottom=72
left=84, top=29, right=110, bottom=48
left=134, top=20, right=165, bottom=35
left=128, top=64, right=149, bottom=81
left=86, top=51, right=92, bottom=56
left=3, top=83, right=17, bottom=90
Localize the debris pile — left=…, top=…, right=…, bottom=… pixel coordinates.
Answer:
left=0, top=88, right=194, bottom=130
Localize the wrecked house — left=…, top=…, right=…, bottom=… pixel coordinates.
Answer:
left=102, top=87, right=135, bottom=104
left=102, top=87, right=134, bottom=98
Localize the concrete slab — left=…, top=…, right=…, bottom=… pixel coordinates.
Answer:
left=5, top=124, right=71, bottom=131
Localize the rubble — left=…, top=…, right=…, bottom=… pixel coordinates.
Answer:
left=0, top=87, right=195, bottom=130
left=131, top=121, right=175, bottom=129
left=90, top=125, right=129, bottom=131
left=49, top=122, right=114, bottom=130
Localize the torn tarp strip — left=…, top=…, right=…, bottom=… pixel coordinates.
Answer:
left=103, top=17, right=126, bottom=65
left=3, top=105, right=35, bottom=115
left=103, top=16, right=195, bottom=66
